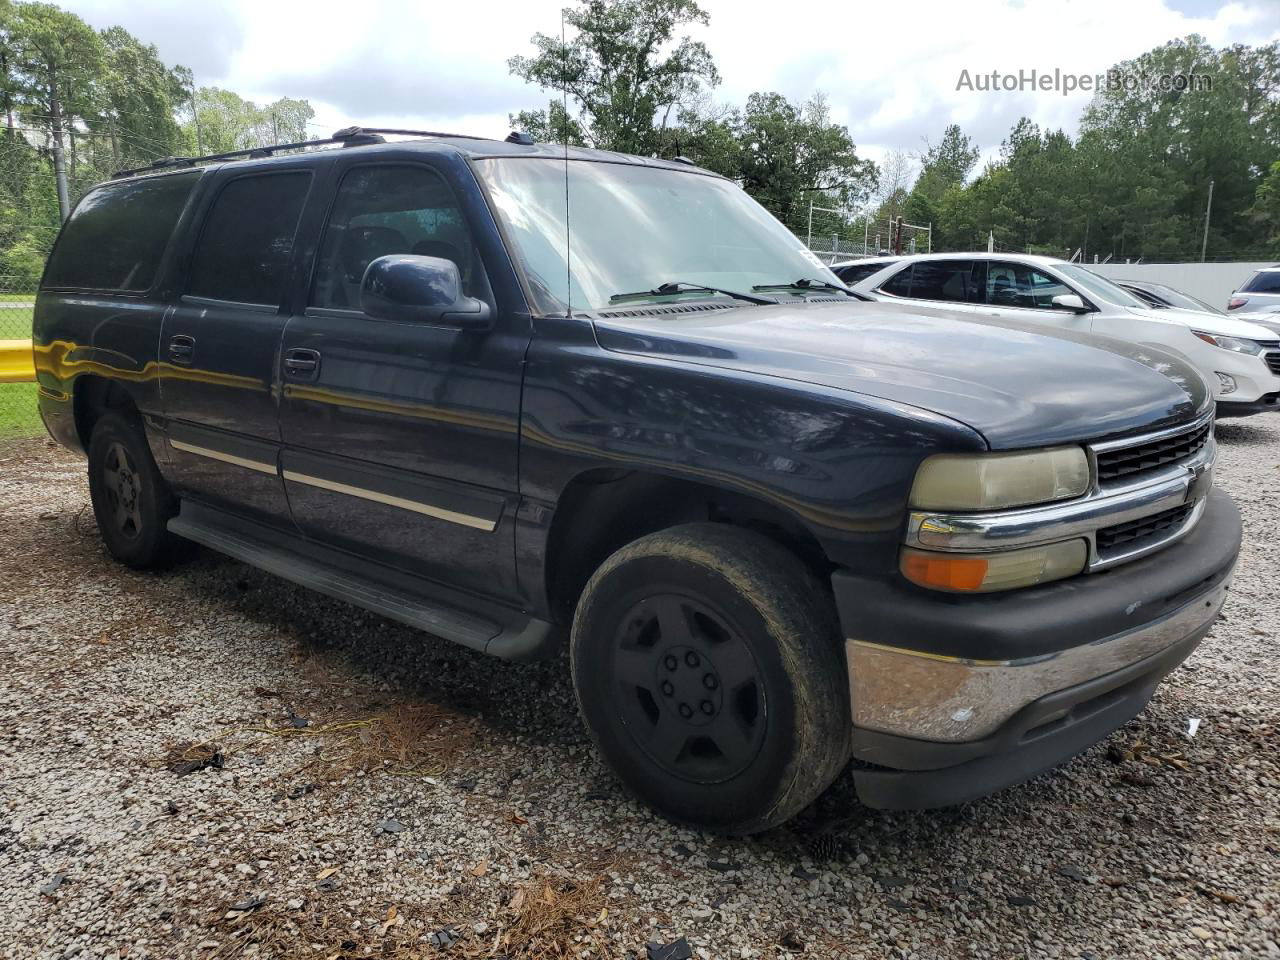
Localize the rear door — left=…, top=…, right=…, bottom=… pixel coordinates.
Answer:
left=159, top=164, right=318, bottom=526
left=276, top=154, right=530, bottom=601
left=979, top=261, right=1095, bottom=332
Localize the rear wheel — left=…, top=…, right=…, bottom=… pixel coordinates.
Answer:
left=571, top=523, right=850, bottom=834
left=87, top=411, right=179, bottom=569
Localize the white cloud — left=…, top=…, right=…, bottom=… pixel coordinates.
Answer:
left=65, top=0, right=1280, bottom=165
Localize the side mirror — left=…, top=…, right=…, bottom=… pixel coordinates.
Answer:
left=1051, top=293, right=1090, bottom=314
left=360, top=254, right=492, bottom=329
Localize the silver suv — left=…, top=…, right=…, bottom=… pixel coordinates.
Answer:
left=1228, top=265, right=1280, bottom=315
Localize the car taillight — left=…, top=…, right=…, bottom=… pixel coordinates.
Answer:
left=1227, top=297, right=1248, bottom=310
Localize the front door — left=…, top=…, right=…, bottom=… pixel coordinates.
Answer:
left=159, top=167, right=317, bottom=526
left=277, top=158, right=530, bottom=602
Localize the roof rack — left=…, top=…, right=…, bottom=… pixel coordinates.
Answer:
left=111, top=126, right=503, bottom=179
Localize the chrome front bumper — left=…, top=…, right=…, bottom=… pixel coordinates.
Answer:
left=846, top=572, right=1231, bottom=743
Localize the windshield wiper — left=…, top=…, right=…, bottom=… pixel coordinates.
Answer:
left=752, top=278, right=858, bottom=296
left=609, top=281, right=775, bottom=306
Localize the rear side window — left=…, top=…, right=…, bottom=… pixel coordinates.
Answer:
left=187, top=172, right=311, bottom=306
left=909, top=260, right=979, bottom=303
left=1242, top=271, right=1280, bottom=294
left=42, top=172, right=199, bottom=291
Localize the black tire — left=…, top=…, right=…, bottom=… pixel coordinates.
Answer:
left=87, top=411, right=179, bottom=569
left=570, top=522, right=851, bottom=835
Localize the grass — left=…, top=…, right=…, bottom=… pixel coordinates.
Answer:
left=0, top=382, right=44, bottom=437
left=0, top=303, right=33, bottom=339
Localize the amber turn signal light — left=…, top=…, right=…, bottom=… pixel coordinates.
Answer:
left=900, top=551, right=989, bottom=591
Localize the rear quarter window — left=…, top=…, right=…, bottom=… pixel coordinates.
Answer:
left=42, top=171, right=200, bottom=292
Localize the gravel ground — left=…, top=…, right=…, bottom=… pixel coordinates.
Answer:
left=1, top=421, right=1277, bottom=960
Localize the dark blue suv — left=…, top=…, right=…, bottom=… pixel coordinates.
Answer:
left=31, top=128, right=1241, bottom=833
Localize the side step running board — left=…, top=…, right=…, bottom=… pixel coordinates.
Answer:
left=169, top=505, right=555, bottom=661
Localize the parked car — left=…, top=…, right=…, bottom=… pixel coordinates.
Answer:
left=849, top=253, right=1280, bottom=417
left=1116, top=279, right=1224, bottom=315
left=829, top=255, right=902, bottom=286
left=33, top=130, right=1240, bottom=834
left=1227, top=265, right=1280, bottom=314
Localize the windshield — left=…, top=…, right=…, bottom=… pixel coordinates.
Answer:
left=1147, top=284, right=1223, bottom=315
left=473, top=157, right=838, bottom=312
left=1057, top=264, right=1149, bottom=308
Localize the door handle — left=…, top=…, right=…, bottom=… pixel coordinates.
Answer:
left=283, top=348, right=321, bottom=380
left=168, top=335, right=195, bottom=364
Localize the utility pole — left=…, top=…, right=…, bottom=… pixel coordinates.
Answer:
left=189, top=73, right=204, bottom=154
left=806, top=198, right=813, bottom=250
left=48, top=66, right=70, bottom=222
left=1200, top=179, right=1214, bottom=262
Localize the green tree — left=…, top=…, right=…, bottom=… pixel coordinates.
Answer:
left=509, top=99, right=587, bottom=146
left=7, top=1, right=103, bottom=218
left=1078, top=35, right=1279, bottom=259
left=97, top=26, right=185, bottom=169
left=183, top=87, right=315, bottom=154
left=720, top=92, right=875, bottom=226
left=508, top=0, right=718, bottom=155
left=1249, top=160, right=1280, bottom=250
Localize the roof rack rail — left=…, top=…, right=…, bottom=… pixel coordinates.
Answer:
left=111, top=126, right=497, bottom=179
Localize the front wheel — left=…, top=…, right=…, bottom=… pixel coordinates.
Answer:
left=87, top=411, right=179, bottom=569
left=571, top=523, right=851, bottom=835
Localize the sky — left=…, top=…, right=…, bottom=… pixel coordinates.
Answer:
left=63, top=0, right=1280, bottom=171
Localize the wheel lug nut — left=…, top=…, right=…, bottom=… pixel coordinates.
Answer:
left=703, top=674, right=718, bottom=690
left=661, top=681, right=674, bottom=696
left=685, top=652, right=700, bottom=667
left=700, top=700, right=714, bottom=715
left=678, top=703, right=693, bottom=719
left=663, top=655, right=678, bottom=671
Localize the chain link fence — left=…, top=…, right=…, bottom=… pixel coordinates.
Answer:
left=0, top=275, right=41, bottom=440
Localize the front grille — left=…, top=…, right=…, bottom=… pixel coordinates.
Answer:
left=1096, top=502, right=1193, bottom=556
left=1265, top=351, right=1280, bottom=376
left=1094, top=421, right=1211, bottom=482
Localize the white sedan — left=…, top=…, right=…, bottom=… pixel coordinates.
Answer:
left=846, top=252, right=1280, bottom=418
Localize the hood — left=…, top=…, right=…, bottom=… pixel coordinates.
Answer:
left=593, top=300, right=1208, bottom=450
left=1127, top=305, right=1279, bottom=339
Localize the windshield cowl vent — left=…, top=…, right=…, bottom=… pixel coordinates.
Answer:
left=581, top=302, right=741, bottom=320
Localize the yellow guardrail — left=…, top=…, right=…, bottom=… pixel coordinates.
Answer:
left=0, top=339, right=35, bottom=383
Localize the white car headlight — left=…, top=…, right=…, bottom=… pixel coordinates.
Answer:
left=910, top=447, right=1091, bottom=511
left=1192, top=331, right=1263, bottom=355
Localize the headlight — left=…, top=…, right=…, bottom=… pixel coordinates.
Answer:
left=1192, top=331, right=1262, bottom=355
left=910, top=447, right=1090, bottom=511
left=901, top=540, right=1088, bottom=592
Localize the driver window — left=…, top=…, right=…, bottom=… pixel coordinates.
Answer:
left=986, top=262, right=1075, bottom=310
left=1028, top=268, right=1073, bottom=308
left=310, top=165, right=481, bottom=310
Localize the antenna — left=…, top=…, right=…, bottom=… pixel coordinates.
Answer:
left=562, top=7, right=571, bottom=317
